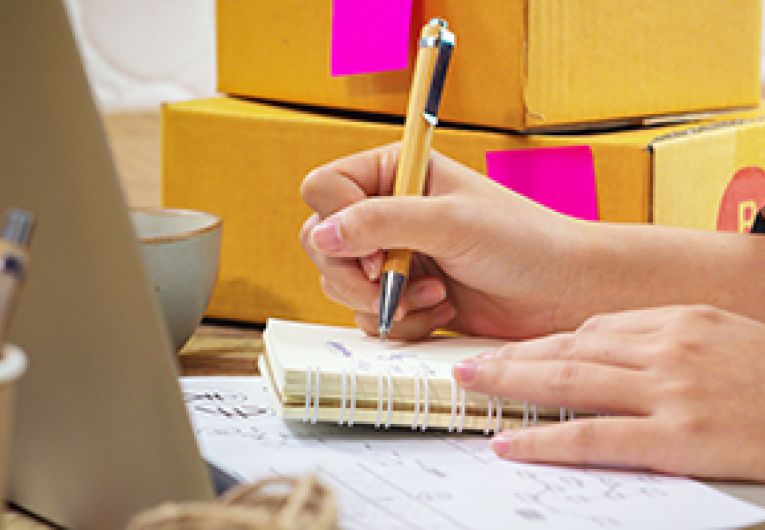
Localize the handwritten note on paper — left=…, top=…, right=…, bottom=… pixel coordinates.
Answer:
left=182, top=376, right=765, bottom=530
left=331, top=0, right=413, bottom=76
left=486, top=146, right=599, bottom=221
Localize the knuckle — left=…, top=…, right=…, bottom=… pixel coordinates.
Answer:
left=643, top=342, right=671, bottom=364
left=568, top=422, right=598, bottom=458
left=654, top=337, right=704, bottom=367
left=578, top=314, right=606, bottom=333
left=674, top=305, right=723, bottom=326
left=429, top=196, right=454, bottom=221
left=675, top=337, right=704, bottom=356
left=674, top=409, right=709, bottom=438
left=547, top=362, right=580, bottom=396
left=558, top=333, right=580, bottom=359
left=661, top=375, right=702, bottom=402
left=346, top=203, right=384, bottom=240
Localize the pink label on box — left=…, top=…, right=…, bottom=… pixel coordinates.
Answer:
left=331, top=0, right=413, bottom=76
left=486, top=146, right=599, bottom=221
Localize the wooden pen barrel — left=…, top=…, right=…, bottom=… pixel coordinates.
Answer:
left=382, top=22, right=442, bottom=277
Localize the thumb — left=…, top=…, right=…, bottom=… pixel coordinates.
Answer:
left=309, top=196, right=458, bottom=258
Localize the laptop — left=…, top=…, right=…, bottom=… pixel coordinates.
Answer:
left=0, top=1, right=234, bottom=527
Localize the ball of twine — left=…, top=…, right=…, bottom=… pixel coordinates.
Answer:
left=126, top=474, right=336, bottom=530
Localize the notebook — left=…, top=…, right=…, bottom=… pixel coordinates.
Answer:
left=262, top=319, right=581, bottom=433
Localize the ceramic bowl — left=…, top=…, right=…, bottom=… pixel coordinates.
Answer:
left=130, top=208, right=222, bottom=351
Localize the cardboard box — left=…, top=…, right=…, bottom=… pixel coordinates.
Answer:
left=163, top=98, right=765, bottom=325
left=217, top=0, right=761, bottom=131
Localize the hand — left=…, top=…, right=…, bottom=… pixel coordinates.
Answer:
left=300, top=144, right=588, bottom=340
left=453, top=305, right=765, bottom=481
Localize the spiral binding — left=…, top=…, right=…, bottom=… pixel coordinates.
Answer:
left=302, top=363, right=547, bottom=432
left=303, top=365, right=320, bottom=424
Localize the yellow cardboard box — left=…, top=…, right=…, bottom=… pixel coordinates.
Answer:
left=217, top=0, right=761, bottom=131
left=163, top=98, right=765, bottom=325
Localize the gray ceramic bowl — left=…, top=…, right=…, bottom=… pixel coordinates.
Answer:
left=130, top=208, right=222, bottom=351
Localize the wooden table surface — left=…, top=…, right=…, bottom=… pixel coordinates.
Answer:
left=3, top=111, right=267, bottom=528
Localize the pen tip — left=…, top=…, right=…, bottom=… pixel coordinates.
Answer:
left=379, top=328, right=388, bottom=342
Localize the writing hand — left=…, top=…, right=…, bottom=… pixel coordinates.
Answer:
left=300, top=144, right=584, bottom=340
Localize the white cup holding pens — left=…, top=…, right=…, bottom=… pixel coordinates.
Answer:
left=0, top=345, right=26, bottom=508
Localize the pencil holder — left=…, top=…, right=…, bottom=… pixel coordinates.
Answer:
left=0, top=345, right=27, bottom=519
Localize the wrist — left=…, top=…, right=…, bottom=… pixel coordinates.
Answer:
left=550, top=219, right=613, bottom=331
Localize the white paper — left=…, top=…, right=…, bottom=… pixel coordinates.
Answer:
left=265, top=318, right=503, bottom=380
left=181, top=376, right=765, bottom=530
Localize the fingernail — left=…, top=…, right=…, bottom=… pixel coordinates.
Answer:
left=361, top=256, right=380, bottom=281
left=311, top=216, right=343, bottom=252
left=453, top=359, right=477, bottom=385
left=491, top=432, right=516, bottom=457
left=412, top=282, right=445, bottom=307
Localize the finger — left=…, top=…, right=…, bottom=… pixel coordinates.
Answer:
left=491, top=417, right=659, bottom=470
left=319, top=276, right=356, bottom=309
left=577, top=306, right=682, bottom=335
left=316, top=261, right=379, bottom=313
left=454, top=358, right=653, bottom=414
left=355, top=301, right=456, bottom=340
left=300, top=212, right=321, bottom=240
left=360, top=251, right=384, bottom=281
left=302, top=216, right=379, bottom=313
left=301, top=144, right=400, bottom=217
left=488, top=332, right=651, bottom=369
left=301, top=145, right=468, bottom=219
left=309, top=196, right=467, bottom=260
left=403, top=277, right=448, bottom=314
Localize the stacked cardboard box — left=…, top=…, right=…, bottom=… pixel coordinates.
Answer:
left=164, top=0, right=764, bottom=325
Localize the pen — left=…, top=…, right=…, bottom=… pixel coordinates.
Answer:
left=378, top=18, right=455, bottom=340
left=0, top=209, right=35, bottom=344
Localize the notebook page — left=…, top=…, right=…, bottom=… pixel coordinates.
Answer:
left=266, top=318, right=502, bottom=376
left=182, top=376, right=765, bottom=530
left=265, top=318, right=502, bottom=400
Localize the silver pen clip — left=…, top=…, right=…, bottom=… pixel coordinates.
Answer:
left=421, top=19, right=455, bottom=126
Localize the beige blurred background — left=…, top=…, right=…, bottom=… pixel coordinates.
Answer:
left=64, top=0, right=216, bottom=208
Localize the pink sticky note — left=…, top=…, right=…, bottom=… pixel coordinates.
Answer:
left=331, top=0, right=413, bottom=76
left=486, top=146, right=599, bottom=221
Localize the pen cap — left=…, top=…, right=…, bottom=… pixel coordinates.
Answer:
left=1, top=209, right=35, bottom=248
left=420, top=18, right=447, bottom=41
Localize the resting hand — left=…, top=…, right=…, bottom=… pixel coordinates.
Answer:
left=454, top=305, right=765, bottom=481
